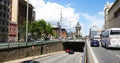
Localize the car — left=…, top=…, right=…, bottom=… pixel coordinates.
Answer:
left=35, top=40, right=41, bottom=42
left=22, top=60, right=39, bottom=63
left=68, top=49, right=74, bottom=54
left=91, top=40, right=99, bottom=47
left=34, top=39, right=44, bottom=43
left=66, top=49, right=74, bottom=54
left=66, top=49, right=70, bottom=53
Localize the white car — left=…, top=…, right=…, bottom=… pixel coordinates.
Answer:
left=35, top=40, right=41, bottom=42
left=35, top=39, right=44, bottom=42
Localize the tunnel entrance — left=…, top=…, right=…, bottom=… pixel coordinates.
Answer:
left=63, top=41, right=85, bottom=52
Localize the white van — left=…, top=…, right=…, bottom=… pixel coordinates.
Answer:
left=93, top=35, right=100, bottom=42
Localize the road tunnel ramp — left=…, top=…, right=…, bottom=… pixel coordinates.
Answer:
left=63, top=41, right=85, bottom=52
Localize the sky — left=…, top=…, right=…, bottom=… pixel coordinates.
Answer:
left=26, top=0, right=115, bottom=36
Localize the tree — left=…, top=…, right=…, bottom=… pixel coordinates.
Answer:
left=45, top=23, right=54, bottom=36
left=20, top=19, right=54, bottom=41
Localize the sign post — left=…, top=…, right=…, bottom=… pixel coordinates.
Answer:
left=32, top=45, right=35, bottom=60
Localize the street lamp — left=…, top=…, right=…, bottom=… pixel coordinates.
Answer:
left=57, top=22, right=61, bottom=40
left=26, top=0, right=29, bottom=42
left=58, top=10, right=62, bottom=40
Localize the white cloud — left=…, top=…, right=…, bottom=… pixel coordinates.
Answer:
left=26, top=0, right=104, bottom=35
left=98, top=11, right=104, bottom=16
left=80, top=12, right=104, bottom=29
left=79, top=12, right=104, bottom=35
left=27, top=0, right=79, bottom=32
left=65, top=4, right=71, bottom=7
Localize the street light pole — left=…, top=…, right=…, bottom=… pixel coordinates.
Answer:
left=59, top=10, right=62, bottom=40
left=26, top=0, right=29, bottom=42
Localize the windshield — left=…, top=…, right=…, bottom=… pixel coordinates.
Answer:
left=110, top=30, right=120, bottom=35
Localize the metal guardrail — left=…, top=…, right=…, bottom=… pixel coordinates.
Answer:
left=0, top=40, right=61, bottom=50
left=0, top=39, right=85, bottom=50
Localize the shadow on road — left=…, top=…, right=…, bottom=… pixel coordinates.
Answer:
left=21, top=60, right=39, bottom=63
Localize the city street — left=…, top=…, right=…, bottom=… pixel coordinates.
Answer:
left=92, top=46, right=120, bottom=63
left=34, top=51, right=83, bottom=63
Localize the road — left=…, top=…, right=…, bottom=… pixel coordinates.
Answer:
left=92, top=46, right=120, bottom=63
left=34, top=51, right=83, bottom=63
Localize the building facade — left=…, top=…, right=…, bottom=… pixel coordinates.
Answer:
left=107, top=0, right=120, bottom=28
left=9, top=0, right=35, bottom=42
left=104, top=2, right=113, bottom=30
left=0, top=0, right=10, bottom=42
left=52, top=27, right=67, bottom=39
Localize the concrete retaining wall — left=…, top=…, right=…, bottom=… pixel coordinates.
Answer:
left=86, top=39, right=99, bottom=63
left=0, top=42, right=63, bottom=62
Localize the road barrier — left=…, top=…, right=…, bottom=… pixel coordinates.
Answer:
left=84, top=38, right=99, bottom=63
left=0, top=40, right=61, bottom=50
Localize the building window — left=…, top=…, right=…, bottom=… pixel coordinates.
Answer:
left=9, top=27, right=11, bottom=32
left=14, top=28, right=16, bottom=32
left=114, top=7, right=120, bottom=18
left=2, top=28, right=5, bottom=32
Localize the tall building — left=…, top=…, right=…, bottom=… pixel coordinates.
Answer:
left=104, top=2, right=113, bottom=30
left=9, top=0, right=35, bottom=41
left=106, top=0, right=120, bottom=29
left=0, top=0, right=10, bottom=42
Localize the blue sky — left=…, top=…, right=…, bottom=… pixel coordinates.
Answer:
left=44, top=0, right=115, bottom=14
left=28, top=0, right=115, bottom=36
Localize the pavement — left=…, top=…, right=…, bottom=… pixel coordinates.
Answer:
left=3, top=51, right=64, bottom=63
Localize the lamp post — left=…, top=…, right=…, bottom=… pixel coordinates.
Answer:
left=26, top=0, right=29, bottom=42
left=59, top=10, right=62, bottom=40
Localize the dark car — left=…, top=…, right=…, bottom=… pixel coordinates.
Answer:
left=65, top=49, right=74, bottom=54
left=22, top=60, right=39, bottom=63
left=91, top=40, right=99, bottom=47
left=68, top=49, right=74, bottom=54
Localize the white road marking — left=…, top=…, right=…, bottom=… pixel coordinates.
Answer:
left=116, top=54, right=120, bottom=58
left=79, top=56, right=82, bottom=63
left=108, top=50, right=112, bottom=53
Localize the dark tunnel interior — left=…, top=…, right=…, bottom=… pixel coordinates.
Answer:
left=62, top=42, right=85, bottom=52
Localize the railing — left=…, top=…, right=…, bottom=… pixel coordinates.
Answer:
left=0, top=40, right=61, bottom=50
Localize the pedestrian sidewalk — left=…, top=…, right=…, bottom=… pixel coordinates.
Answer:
left=4, top=51, right=64, bottom=63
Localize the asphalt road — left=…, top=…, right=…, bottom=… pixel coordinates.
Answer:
left=34, top=51, right=83, bottom=63
left=92, top=46, right=120, bottom=63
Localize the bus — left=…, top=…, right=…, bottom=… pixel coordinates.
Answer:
left=101, top=28, right=120, bottom=48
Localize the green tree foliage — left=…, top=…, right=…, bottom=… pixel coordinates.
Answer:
left=20, top=19, right=54, bottom=40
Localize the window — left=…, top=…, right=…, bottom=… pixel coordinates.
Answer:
left=110, top=30, right=120, bottom=35
left=2, top=28, right=5, bottom=32
left=114, top=7, right=120, bottom=18
left=9, top=27, right=11, bottom=31
left=102, top=31, right=109, bottom=38
left=14, top=28, right=16, bottom=32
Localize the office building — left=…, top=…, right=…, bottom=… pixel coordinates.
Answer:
left=0, top=0, right=10, bottom=42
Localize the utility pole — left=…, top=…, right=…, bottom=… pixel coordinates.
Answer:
left=69, top=21, right=71, bottom=30
left=58, top=10, right=62, bottom=40
left=26, top=0, right=29, bottom=42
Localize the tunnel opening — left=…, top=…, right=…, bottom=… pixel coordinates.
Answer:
left=63, top=42, right=85, bottom=52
